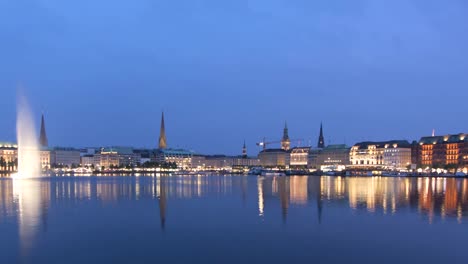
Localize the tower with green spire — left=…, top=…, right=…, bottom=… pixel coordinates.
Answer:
left=281, top=122, right=290, bottom=150
left=158, top=112, right=167, bottom=149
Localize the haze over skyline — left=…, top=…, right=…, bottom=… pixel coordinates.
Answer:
left=1, top=0, right=467, bottom=155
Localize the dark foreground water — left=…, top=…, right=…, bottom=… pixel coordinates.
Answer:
left=1, top=175, right=468, bottom=264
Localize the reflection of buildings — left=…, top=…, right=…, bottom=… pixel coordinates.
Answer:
left=289, top=177, right=308, bottom=205
left=255, top=174, right=468, bottom=223
left=278, top=177, right=289, bottom=222
left=158, top=176, right=167, bottom=229
left=0, top=180, right=15, bottom=219
left=257, top=177, right=264, bottom=217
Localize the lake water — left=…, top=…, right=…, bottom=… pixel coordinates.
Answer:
left=1, top=175, right=468, bottom=264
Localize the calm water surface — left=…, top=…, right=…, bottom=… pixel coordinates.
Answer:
left=1, top=175, right=468, bottom=264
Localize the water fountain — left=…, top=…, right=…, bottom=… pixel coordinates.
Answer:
left=14, top=93, right=41, bottom=179
left=11, top=93, right=44, bottom=258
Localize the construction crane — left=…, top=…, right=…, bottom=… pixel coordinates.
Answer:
left=256, top=137, right=304, bottom=150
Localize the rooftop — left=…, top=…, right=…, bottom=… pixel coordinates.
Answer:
left=419, top=133, right=467, bottom=144
left=353, top=140, right=411, bottom=149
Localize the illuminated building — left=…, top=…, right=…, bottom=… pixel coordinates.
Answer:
left=100, top=149, right=119, bottom=168
left=289, top=147, right=310, bottom=168
left=258, top=149, right=288, bottom=167
left=281, top=122, right=290, bottom=151
left=383, top=144, right=411, bottom=170
left=109, top=146, right=140, bottom=167
left=154, top=149, right=193, bottom=169
left=80, top=154, right=100, bottom=167
left=349, top=140, right=411, bottom=170
left=40, top=150, right=50, bottom=169
left=418, top=133, right=467, bottom=170
left=50, top=148, right=81, bottom=167
left=191, top=154, right=260, bottom=170
left=308, top=144, right=350, bottom=170
left=0, top=142, right=17, bottom=171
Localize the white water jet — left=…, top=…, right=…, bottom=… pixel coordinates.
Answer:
left=14, top=93, right=41, bottom=179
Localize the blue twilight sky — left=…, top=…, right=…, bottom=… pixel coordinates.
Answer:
left=0, top=0, right=467, bottom=155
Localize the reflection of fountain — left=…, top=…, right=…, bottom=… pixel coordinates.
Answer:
left=13, top=179, right=46, bottom=259
left=14, top=93, right=41, bottom=179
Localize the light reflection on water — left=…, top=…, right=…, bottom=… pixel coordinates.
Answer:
left=2, top=176, right=468, bottom=224
left=1, top=175, right=468, bottom=263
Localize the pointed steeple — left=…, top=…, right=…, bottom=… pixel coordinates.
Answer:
left=283, top=122, right=289, bottom=140
left=39, top=113, right=48, bottom=147
left=242, top=140, right=247, bottom=158
left=158, top=112, right=167, bottom=149
left=317, top=122, right=325, bottom=148
left=281, top=122, right=290, bottom=150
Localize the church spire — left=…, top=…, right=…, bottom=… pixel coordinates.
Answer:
left=317, top=122, right=325, bottom=148
left=281, top=122, right=290, bottom=150
left=242, top=140, right=247, bottom=158
left=158, top=112, right=167, bottom=149
left=39, top=113, right=48, bottom=147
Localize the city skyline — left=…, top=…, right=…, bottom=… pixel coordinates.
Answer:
left=1, top=1, right=467, bottom=154
left=0, top=107, right=466, bottom=156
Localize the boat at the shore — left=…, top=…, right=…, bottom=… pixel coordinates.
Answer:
left=260, top=170, right=286, bottom=177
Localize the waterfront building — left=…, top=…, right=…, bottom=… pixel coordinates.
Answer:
left=307, top=144, right=350, bottom=171
left=108, top=146, right=141, bottom=167
left=0, top=142, right=17, bottom=171
left=40, top=150, right=51, bottom=169
left=418, top=133, right=467, bottom=170
left=232, top=156, right=261, bottom=167
left=281, top=122, right=290, bottom=151
left=81, top=154, right=101, bottom=167
left=153, top=149, right=193, bottom=169
left=191, top=154, right=207, bottom=170
left=50, top=148, right=81, bottom=167
left=411, top=141, right=420, bottom=166
left=383, top=144, right=411, bottom=170
left=289, top=147, right=310, bottom=168
left=191, top=154, right=260, bottom=170
left=100, top=149, right=119, bottom=168
left=349, top=140, right=411, bottom=170
left=158, top=112, right=167, bottom=149
left=258, top=149, right=288, bottom=167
